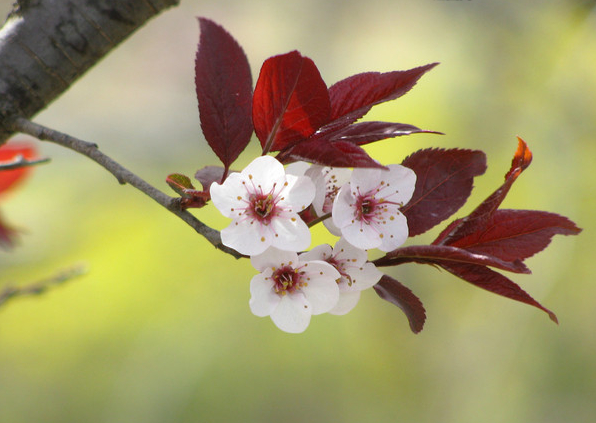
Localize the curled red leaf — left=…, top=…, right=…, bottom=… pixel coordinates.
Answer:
left=374, top=244, right=530, bottom=274
left=505, top=136, right=532, bottom=180
left=323, top=121, right=438, bottom=145
left=373, top=275, right=426, bottom=334
left=277, top=138, right=385, bottom=168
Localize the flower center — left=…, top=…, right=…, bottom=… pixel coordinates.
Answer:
left=250, top=193, right=275, bottom=220
left=356, top=194, right=381, bottom=222
left=326, top=257, right=352, bottom=286
left=272, top=265, right=305, bottom=294
left=361, top=199, right=373, bottom=215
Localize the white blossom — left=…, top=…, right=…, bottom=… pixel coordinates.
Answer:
left=210, top=155, right=315, bottom=256
left=305, top=165, right=352, bottom=236
left=332, top=164, right=416, bottom=252
left=300, top=238, right=382, bottom=315
left=249, top=247, right=340, bottom=333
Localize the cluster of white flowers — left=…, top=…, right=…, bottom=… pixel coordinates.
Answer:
left=210, top=155, right=416, bottom=333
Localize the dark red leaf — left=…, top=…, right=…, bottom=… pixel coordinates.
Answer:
left=0, top=141, right=37, bottom=196
left=195, top=18, right=253, bottom=171
left=401, top=148, right=487, bottom=237
left=326, top=63, right=438, bottom=131
left=320, top=121, right=439, bottom=145
left=277, top=138, right=385, bottom=168
left=373, top=244, right=529, bottom=274
left=435, top=138, right=532, bottom=246
left=194, top=165, right=227, bottom=190
left=450, top=209, right=582, bottom=262
left=439, top=262, right=558, bottom=324
left=298, top=206, right=317, bottom=226
left=373, top=274, right=426, bottom=334
left=253, top=51, right=331, bottom=153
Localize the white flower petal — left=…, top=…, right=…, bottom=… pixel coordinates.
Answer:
left=307, top=166, right=352, bottom=216
left=332, top=184, right=356, bottom=229
left=284, top=174, right=315, bottom=212
left=242, top=155, right=286, bottom=193
left=328, top=291, right=361, bottom=315
left=249, top=273, right=280, bottom=317
left=270, top=293, right=312, bottom=333
left=341, top=262, right=383, bottom=292
left=300, top=261, right=340, bottom=315
left=209, top=173, right=247, bottom=218
left=322, top=218, right=343, bottom=236
left=333, top=237, right=368, bottom=265
left=285, top=161, right=310, bottom=176
left=377, top=165, right=417, bottom=205
left=378, top=211, right=409, bottom=252
left=299, top=243, right=332, bottom=262
left=270, top=215, right=311, bottom=252
left=220, top=219, right=270, bottom=256
left=250, top=248, right=298, bottom=272
left=349, top=167, right=384, bottom=193
left=340, top=219, right=383, bottom=250
left=305, top=165, right=328, bottom=215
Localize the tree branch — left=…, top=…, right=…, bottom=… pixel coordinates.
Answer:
left=8, top=117, right=244, bottom=259
left=0, top=263, right=87, bottom=307
left=0, top=0, right=180, bottom=145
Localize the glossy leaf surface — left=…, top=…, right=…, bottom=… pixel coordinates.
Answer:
left=253, top=51, right=331, bottom=153
left=321, top=121, right=435, bottom=145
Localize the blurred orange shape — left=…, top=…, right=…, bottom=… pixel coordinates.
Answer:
left=0, top=141, right=38, bottom=196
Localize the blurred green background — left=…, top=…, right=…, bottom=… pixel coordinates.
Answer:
left=1, top=0, right=594, bottom=422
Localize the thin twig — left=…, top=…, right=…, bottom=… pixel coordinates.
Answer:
left=8, top=117, right=243, bottom=259
left=0, top=264, right=87, bottom=307
left=307, top=212, right=332, bottom=228
left=0, top=155, right=50, bottom=171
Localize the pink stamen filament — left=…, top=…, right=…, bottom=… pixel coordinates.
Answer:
left=354, top=186, right=403, bottom=224
left=272, top=266, right=306, bottom=294
left=240, top=181, right=288, bottom=225
left=327, top=256, right=355, bottom=286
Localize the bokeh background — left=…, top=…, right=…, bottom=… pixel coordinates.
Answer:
left=1, top=0, right=594, bottom=422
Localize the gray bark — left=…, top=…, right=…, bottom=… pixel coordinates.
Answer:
left=0, top=0, right=179, bottom=145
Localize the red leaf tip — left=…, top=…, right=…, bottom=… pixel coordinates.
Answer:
left=548, top=310, right=559, bottom=325
left=506, top=136, right=532, bottom=180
